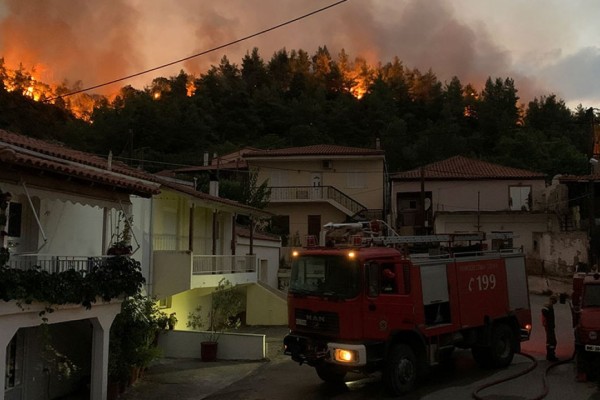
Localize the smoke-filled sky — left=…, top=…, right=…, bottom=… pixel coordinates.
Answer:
left=0, top=0, right=599, bottom=109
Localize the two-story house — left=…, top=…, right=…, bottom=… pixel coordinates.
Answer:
left=135, top=176, right=286, bottom=330
left=390, top=156, right=588, bottom=274
left=0, top=129, right=160, bottom=400
left=0, top=129, right=287, bottom=400
left=243, top=144, right=387, bottom=252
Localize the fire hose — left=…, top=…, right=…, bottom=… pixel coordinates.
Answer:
left=471, top=351, right=576, bottom=400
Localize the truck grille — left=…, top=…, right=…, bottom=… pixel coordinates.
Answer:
left=294, top=309, right=339, bottom=334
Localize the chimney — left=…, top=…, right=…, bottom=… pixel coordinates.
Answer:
left=203, top=152, right=209, bottom=166
left=375, top=137, right=381, bottom=150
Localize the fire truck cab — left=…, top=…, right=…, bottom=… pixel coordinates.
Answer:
left=572, top=272, right=600, bottom=380
left=283, top=221, right=532, bottom=395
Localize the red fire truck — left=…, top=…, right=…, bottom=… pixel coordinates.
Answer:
left=283, top=221, right=532, bottom=395
left=572, top=272, right=600, bottom=380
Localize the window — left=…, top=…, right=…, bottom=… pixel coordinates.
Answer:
left=269, top=170, right=286, bottom=187
left=7, top=202, right=22, bottom=237
left=509, top=185, right=532, bottom=211
left=346, top=172, right=367, bottom=189
left=5, top=331, right=23, bottom=389
left=158, top=297, right=172, bottom=309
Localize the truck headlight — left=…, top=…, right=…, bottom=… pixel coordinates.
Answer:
left=334, top=348, right=358, bottom=363
left=326, top=343, right=367, bottom=366
left=589, top=331, right=598, bottom=340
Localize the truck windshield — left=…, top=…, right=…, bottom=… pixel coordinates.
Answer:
left=583, top=284, right=600, bottom=307
left=289, top=255, right=360, bottom=299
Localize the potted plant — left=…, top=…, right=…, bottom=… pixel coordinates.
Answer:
left=167, top=312, right=178, bottom=330
left=186, top=278, right=244, bottom=361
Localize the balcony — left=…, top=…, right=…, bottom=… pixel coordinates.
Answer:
left=7, top=254, right=109, bottom=273
left=152, top=251, right=257, bottom=298
left=269, top=186, right=369, bottom=217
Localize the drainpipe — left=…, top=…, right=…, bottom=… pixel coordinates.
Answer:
left=212, top=210, right=217, bottom=255
left=188, top=203, right=195, bottom=252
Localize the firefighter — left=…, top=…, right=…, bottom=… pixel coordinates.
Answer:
left=542, top=294, right=559, bottom=362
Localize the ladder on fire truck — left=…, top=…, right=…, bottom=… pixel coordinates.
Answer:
left=321, top=220, right=513, bottom=248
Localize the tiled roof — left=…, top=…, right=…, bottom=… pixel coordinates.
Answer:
left=558, top=173, right=600, bottom=183
left=154, top=177, right=272, bottom=218
left=243, top=144, right=385, bottom=158
left=0, top=129, right=160, bottom=197
left=390, top=156, right=546, bottom=180
left=235, top=226, right=281, bottom=241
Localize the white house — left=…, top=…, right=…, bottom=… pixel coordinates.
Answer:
left=0, top=129, right=160, bottom=400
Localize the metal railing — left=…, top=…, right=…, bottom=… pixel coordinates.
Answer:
left=269, top=186, right=368, bottom=215
left=6, top=255, right=109, bottom=273
left=192, top=255, right=256, bottom=275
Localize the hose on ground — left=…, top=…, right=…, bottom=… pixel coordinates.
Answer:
left=471, top=351, right=576, bottom=400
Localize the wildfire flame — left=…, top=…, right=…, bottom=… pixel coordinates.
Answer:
left=1, top=61, right=106, bottom=121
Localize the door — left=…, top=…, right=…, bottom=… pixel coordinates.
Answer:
left=310, top=172, right=323, bottom=199
left=307, top=215, right=321, bottom=238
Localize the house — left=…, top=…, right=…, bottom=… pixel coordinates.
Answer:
left=0, top=129, right=286, bottom=400
left=243, top=144, right=387, bottom=251
left=390, top=156, right=587, bottom=274
left=558, top=169, right=600, bottom=270
left=134, top=176, right=287, bottom=331
left=0, top=129, right=160, bottom=400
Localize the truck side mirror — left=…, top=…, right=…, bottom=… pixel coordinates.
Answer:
left=367, top=262, right=380, bottom=297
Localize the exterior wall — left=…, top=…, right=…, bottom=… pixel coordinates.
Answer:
left=236, top=237, right=281, bottom=289
left=157, top=330, right=265, bottom=360
left=245, top=284, right=287, bottom=326
left=531, top=231, right=588, bottom=276
left=433, top=212, right=560, bottom=254
left=253, top=158, right=385, bottom=209
left=267, top=202, right=347, bottom=246
left=391, top=179, right=547, bottom=226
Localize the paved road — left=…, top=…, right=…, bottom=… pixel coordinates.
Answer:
left=126, top=292, right=599, bottom=400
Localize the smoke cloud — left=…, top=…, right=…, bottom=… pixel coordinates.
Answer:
left=0, top=0, right=592, bottom=106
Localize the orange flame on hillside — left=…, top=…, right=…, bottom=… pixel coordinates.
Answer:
left=1, top=62, right=107, bottom=121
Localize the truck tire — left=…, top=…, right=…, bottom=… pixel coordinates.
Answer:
left=383, top=344, right=417, bottom=395
left=315, top=364, right=346, bottom=383
left=472, top=324, right=515, bottom=368
left=489, top=323, right=515, bottom=368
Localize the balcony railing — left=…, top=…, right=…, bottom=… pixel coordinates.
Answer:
left=6, top=255, right=109, bottom=273
left=192, top=255, right=256, bottom=275
left=269, top=186, right=368, bottom=216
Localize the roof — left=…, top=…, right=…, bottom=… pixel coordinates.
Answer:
left=558, top=173, right=600, bottom=183
left=390, top=156, right=546, bottom=181
left=158, top=147, right=259, bottom=175
left=235, top=226, right=281, bottom=242
left=154, top=176, right=272, bottom=218
left=0, top=129, right=160, bottom=197
left=243, top=144, right=385, bottom=158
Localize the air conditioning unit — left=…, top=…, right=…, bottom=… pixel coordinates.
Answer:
left=322, top=160, right=333, bottom=169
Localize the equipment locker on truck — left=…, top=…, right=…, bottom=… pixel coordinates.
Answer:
left=283, top=221, right=532, bottom=395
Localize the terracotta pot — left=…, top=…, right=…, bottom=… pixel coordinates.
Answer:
left=201, top=341, right=218, bottom=362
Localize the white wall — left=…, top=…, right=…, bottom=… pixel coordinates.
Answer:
left=236, top=237, right=280, bottom=289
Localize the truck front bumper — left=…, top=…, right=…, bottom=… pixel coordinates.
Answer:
left=284, top=334, right=367, bottom=367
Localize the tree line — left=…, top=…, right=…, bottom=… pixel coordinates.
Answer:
left=0, top=47, right=594, bottom=178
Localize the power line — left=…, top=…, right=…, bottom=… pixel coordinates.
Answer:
left=45, top=0, right=348, bottom=102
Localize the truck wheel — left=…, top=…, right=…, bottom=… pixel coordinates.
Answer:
left=383, top=344, right=417, bottom=395
left=489, top=324, right=515, bottom=368
left=315, top=364, right=346, bottom=383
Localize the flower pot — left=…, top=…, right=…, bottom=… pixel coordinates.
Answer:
left=201, top=341, right=218, bottom=362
